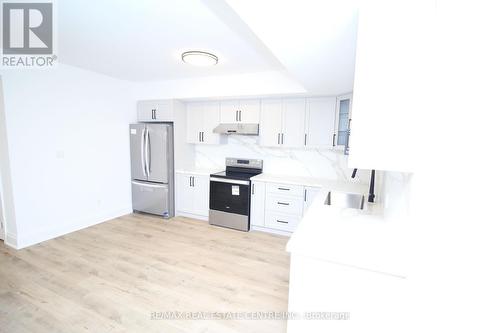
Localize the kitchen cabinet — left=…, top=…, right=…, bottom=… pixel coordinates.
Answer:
left=305, top=97, right=336, bottom=149
left=220, top=99, right=260, bottom=124
left=259, top=99, right=282, bottom=147
left=303, top=186, right=321, bottom=212
left=250, top=181, right=266, bottom=227
left=137, top=100, right=173, bottom=122
left=175, top=172, right=209, bottom=219
left=282, top=98, right=306, bottom=147
left=334, top=94, right=353, bottom=152
left=186, top=102, right=222, bottom=144
left=259, top=98, right=305, bottom=148
left=263, top=182, right=305, bottom=233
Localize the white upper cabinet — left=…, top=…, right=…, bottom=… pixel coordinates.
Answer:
left=259, top=98, right=305, bottom=148
left=186, top=102, right=222, bottom=145
left=137, top=100, right=174, bottom=122
left=186, top=102, right=204, bottom=144
left=305, top=97, right=336, bottom=149
left=202, top=102, right=222, bottom=144
left=259, top=99, right=283, bottom=147
left=334, top=94, right=353, bottom=151
left=220, top=99, right=260, bottom=124
left=281, top=98, right=306, bottom=147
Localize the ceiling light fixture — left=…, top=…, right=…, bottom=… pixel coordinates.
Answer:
left=181, top=51, right=218, bottom=67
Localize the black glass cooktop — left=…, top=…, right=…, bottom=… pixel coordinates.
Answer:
left=210, top=170, right=260, bottom=181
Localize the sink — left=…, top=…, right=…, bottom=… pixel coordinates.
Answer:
left=324, top=192, right=365, bottom=210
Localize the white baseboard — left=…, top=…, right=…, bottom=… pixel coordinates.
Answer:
left=4, top=232, right=18, bottom=249
left=175, top=211, right=208, bottom=221
left=15, top=207, right=133, bottom=250
left=251, top=225, right=292, bottom=236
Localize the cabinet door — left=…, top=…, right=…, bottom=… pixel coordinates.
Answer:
left=154, top=102, right=174, bottom=122
left=259, top=99, right=283, bottom=147
left=137, top=101, right=156, bottom=121
left=175, top=173, right=193, bottom=213
left=186, top=102, right=204, bottom=144
left=334, top=94, right=353, bottom=148
left=201, top=102, right=221, bottom=144
left=306, top=97, right=336, bottom=148
left=250, top=181, right=266, bottom=227
left=282, top=98, right=306, bottom=147
left=192, top=175, right=209, bottom=217
left=220, top=100, right=240, bottom=123
left=303, top=186, right=321, bottom=213
left=239, top=99, right=261, bottom=123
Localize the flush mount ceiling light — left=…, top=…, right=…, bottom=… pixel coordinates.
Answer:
left=181, top=51, right=218, bottom=67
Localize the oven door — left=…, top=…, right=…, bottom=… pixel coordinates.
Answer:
left=209, top=178, right=250, bottom=216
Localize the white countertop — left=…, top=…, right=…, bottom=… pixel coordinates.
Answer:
left=250, top=173, right=368, bottom=193
left=175, top=168, right=221, bottom=176
left=286, top=188, right=407, bottom=277
left=250, top=173, right=405, bottom=277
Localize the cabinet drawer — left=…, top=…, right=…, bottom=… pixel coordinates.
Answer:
left=266, top=183, right=304, bottom=197
left=265, top=212, right=301, bottom=232
left=265, top=194, right=304, bottom=216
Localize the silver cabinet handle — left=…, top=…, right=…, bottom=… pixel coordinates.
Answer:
left=145, top=128, right=150, bottom=177
left=304, top=133, right=307, bottom=146
left=252, top=183, right=255, bottom=195
left=277, top=133, right=280, bottom=145
left=202, top=132, right=204, bottom=142
left=276, top=220, right=289, bottom=224
left=278, top=187, right=290, bottom=191
left=277, top=202, right=290, bottom=206
left=304, top=189, right=307, bottom=202
left=281, top=133, right=284, bottom=145
left=141, top=127, right=146, bottom=176
left=236, top=110, right=238, bottom=121
left=333, top=133, right=336, bottom=147
left=192, top=176, right=195, bottom=187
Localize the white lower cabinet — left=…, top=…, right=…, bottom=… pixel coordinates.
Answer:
left=250, top=181, right=266, bottom=227
left=251, top=181, right=318, bottom=233
left=304, top=186, right=321, bottom=212
left=265, top=212, right=301, bottom=232
left=265, top=194, right=304, bottom=216
left=175, top=172, right=209, bottom=219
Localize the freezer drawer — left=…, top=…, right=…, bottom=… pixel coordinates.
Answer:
left=132, top=181, right=170, bottom=217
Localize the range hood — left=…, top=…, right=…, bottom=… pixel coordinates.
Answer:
left=213, top=123, right=259, bottom=135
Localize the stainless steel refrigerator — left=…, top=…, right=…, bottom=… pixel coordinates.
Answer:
left=130, top=123, right=174, bottom=217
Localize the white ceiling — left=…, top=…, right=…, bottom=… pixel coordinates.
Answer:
left=58, top=0, right=283, bottom=81
left=58, top=0, right=359, bottom=94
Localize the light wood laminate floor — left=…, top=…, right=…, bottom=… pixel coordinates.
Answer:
left=0, top=214, right=290, bottom=333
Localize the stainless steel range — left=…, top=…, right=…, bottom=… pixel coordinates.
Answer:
left=209, top=158, right=263, bottom=231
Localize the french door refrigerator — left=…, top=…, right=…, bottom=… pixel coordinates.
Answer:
left=130, top=123, right=174, bottom=217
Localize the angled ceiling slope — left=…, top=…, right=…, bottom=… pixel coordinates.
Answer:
left=218, top=0, right=359, bottom=95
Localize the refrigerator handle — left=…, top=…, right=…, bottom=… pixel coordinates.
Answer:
left=145, top=127, right=151, bottom=177
left=141, top=127, right=147, bottom=176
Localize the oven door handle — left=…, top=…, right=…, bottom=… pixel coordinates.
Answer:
left=209, top=177, right=249, bottom=186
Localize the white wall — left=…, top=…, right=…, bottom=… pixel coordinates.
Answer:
left=0, top=65, right=136, bottom=248
left=0, top=77, right=17, bottom=244
left=130, top=70, right=306, bottom=100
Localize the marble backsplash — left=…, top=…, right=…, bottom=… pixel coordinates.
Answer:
left=194, top=135, right=372, bottom=185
